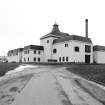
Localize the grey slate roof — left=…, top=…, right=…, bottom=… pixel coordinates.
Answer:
left=53, top=35, right=92, bottom=44
left=93, top=45, right=105, bottom=51
left=8, top=48, right=23, bottom=54
left=24, top=45, right=44, bottom=50
left=40, top=23, right=69, bottom=39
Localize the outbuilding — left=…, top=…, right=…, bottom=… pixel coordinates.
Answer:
left=93, top=45, right=105, bottom=64
left=7, top=48, right=23, bottom=62
left=22, top=45, right=44, bottom=62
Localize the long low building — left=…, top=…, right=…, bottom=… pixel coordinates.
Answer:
left=7, top=19, right=105, bottom=64
left=7, top=48, right=23, bottom=62
left=93, top=45, right=105, bottom=63
left=7, top=45, right=44, bottom=63
left=22, top=45, right=44, bottom=62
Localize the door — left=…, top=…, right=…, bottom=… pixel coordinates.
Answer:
left=85, top=55, right=90, bottom=63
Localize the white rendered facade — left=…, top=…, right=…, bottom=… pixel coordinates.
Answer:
left=40, top=36, right=60, bottom=62
left=52, top=41, right=93, bottom=63
left=7, top=22, right=105, bottom=64
left=7, top=49, right=23, bottom=62
left=93, top=51, right=105, bottom=63
left=40, top=23, right=93, bottom=63
left=93, top=46, right=105, bottom=64
left=22, top=49, right=44, bottom=62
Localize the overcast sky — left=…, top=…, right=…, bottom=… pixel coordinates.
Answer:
left=0, top=0, right=105, bottom=56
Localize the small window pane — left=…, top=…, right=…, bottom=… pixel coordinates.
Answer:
left=65, top=44, right=68, bottom=47
left=34, top=57, right=36, bottom=62
left=38, top=58, right=40, bottom=62
left=28, top=57, right=29, bottom=62
left=34, top=50, right=36, bottom=54
left=38, top=51, right=40, bottom=54
left=75, top=47, right=79, bottom=52
left=47, top=40, right=49, bottom=43
left=53, top=49, right=57, bottom=53
left=24, top=58, right=26, bottom=62
left=66, top=57, right=68, bottom=62
left=63, top=57, right=65, bottom=61
left=59, top=57, right=61, bottom=62
left=85, top=45, right=91, bottom=53
left=28, top=50, right=30, bottom=54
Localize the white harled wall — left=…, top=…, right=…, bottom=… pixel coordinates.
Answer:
left=52, top=40, right=93, bottom=63
left=7, top=52, right=22, bottom=62
left=40, top=36, right=58, bottom=62
left=22, top=49, right=44, bottom=62
left=93, top=51, right=105, bottom=63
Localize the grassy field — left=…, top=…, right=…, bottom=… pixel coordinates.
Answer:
left=0, top=62, right=21, bottom=76
left=66, top=64, right=105, bottom=86
left=0, top=62, right=105, bottom=86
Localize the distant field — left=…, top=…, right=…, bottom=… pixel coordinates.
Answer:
left=0, top=62, right=105, bottom=86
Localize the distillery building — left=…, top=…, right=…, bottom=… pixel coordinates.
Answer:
left=7, top=19, right=105, bottom=64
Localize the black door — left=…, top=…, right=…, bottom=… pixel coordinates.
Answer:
left=85, top=55, right=90, bottom=63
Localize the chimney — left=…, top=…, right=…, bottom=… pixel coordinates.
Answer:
left=85, top=19, right=88, bottom=38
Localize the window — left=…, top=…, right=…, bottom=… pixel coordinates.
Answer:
left=24, top=50, right=29, bottom=54
left=63, top=57, right=65, bottom=62
left=47, top=40, right=49, bottom=43
left=59, top=57, right=61, bottom=62
left=75, top=46, right=79, bottom=52
left=8, top=53, right=12, bottom=56
left=53, top=49, right=57, bottom=53
left=38, top=51, right=40, bottom=54
left=24, top=51, right=27, bottom=54
left=16, top=52, right=18, bottom=55
left=28, top=50, right=30, bottom=54
left=66, top=57, right=68, bottom=62
left=28, top=57, right=29, bottom=62
left=85, top=45, right=91, bottom=53
left=34, top=50, right=36, bottom=54
left=24, top=58, right=26, bottom=62
left=65, top=44, right=68, bottom=47
left=34, top=57, right=36, bottom=62
left=38, top=58, right=40, bottom=62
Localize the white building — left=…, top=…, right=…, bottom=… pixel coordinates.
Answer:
left=7, top=45, right=44, bottom=63
left=40, top=23, right=70, bottom=62
left=0, top=56, right=7, bottom=62
left=7, top=19, right=105, bottom=64
left=52, top=36, right=93, bottom=63
left=93, top=45, right=105, bottom=64
left=22, top=45, right=44, bottom=62
left=7, top=48, right=23, bottom=62
left=40, top=22, right=93, bottom=63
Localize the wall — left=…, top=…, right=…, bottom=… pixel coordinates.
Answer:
left=7, top=52, right=22, bottom=62
left=93, top=51, right=105, bottom=63
left=52, top=40, right=93, bottom=63
left=40, top=36, right=58, bottom=62
left=22, top=49, right=44, bottom=62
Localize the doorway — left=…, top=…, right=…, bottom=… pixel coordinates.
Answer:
left=85, top=55, right=90, bottom=63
